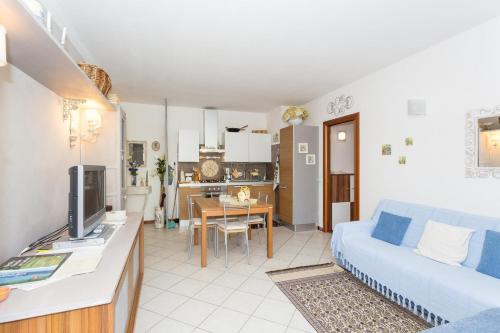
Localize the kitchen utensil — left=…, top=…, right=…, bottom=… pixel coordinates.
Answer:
left=231, top=168, right=239, bottom=179
left=225, top=125, right=248, bottom=132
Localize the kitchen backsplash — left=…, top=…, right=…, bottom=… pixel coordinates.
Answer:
left=178, top=161, right=271, bottom=182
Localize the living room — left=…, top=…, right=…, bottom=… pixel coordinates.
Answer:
left=1, top=1, right=499, bottom=332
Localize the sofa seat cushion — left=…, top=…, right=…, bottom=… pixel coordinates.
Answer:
left=340, top=233, right=500, bottom=322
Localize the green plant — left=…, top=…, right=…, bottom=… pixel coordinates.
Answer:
left=154, top=156, right=167, bottom=186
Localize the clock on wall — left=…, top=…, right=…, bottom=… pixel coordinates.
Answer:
left=200, top=159, right=220, bottom=178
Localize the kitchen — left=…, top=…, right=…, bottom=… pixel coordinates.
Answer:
left=174, top=108, right=276, bottom=223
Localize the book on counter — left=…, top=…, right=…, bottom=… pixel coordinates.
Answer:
left=0, top=253, right=71, bottom=286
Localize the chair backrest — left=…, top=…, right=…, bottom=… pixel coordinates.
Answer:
left=187, top=194, right=202, bottom=221
left=257, top=192, right=269, bottom=203
left=222, top=201, right=251, bottom=227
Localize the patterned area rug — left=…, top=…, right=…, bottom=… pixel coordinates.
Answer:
left=267, top=264, right=431, bottom=333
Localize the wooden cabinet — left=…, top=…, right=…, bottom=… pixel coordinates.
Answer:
left=224, top=132, right=249, bottom=162
left=279, top=126, right=319, bottom=230
left=248, top=133, right=271, bottom=162
left=179, top=187, right=202, bottom=220
left=178, top=130, right=199, bottom=162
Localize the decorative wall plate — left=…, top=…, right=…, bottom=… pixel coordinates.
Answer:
left=200, top=159, right=220, bottom=178
left=152, top=140, right=160, bottom=151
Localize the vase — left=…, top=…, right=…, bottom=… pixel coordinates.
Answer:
left=288, top=118, right=303, bottom=126
left=154, top=207, right=164, bottom=229
left=131, top=175, right=137, bottom=186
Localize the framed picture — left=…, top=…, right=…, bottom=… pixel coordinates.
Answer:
left=306, top=154, right=316, bottom=165
left=298, top=143, right=308, bottom=154
left=382, top=144, right=392, bottom=156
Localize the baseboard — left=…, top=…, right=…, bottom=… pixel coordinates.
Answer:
left=143, top=220, right=155, bottom=224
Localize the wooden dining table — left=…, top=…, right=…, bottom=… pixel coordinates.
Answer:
left=193, top=197, right=273, bottom=267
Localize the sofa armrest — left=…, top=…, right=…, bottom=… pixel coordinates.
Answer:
left=331, top=220, right=376, bottom=260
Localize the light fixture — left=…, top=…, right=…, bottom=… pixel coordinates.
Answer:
left=63, top=98, right=86, bottom=148
left=81, top=108, right=102, bottom=143
left=0, top=25, right=7, bottom=67
left=337, top=131, right=347, bottom=141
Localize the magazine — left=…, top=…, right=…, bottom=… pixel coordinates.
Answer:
left=0, top=253, right=71, bottom=286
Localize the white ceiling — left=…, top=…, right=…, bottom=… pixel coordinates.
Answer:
left=43, top=0, right=500, bottom=111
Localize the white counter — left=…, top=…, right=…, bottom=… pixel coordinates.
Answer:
left=0, top=213, right=143, bottom=324
left=178, top=181, right=273, bottom=188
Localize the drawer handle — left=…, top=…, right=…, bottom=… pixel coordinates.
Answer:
left=280, top=186, right=287, bottom=189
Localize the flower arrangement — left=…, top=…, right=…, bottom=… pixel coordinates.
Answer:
left=128, top=161, right=139, bottom=186
left=282, top=106, right=309, bottom=125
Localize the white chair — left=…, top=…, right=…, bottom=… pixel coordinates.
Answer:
left=216, top=201, right=251, bottom=267
left=244, top=192, right=268, bottom=243
left=187, top=194, right=218, bottom=258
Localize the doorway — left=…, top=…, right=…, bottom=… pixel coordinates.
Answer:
left=322, top=113, right=359, bottom=232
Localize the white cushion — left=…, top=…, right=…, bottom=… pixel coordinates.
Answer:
left=414, top=220, right=475, bottom=266
left=217, top=221, right=247, bottom=230
left=245, top=215, right=264, bottom=223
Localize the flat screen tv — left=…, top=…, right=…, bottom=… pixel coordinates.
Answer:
left=68, top=165, right=106, bottom=238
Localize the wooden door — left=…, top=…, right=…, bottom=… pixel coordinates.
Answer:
left=279, top=126, right=293, bottom=224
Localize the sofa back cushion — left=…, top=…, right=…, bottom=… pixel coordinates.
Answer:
left=477, top=230, right=500, bottom=279
left=372, top=200, right=500, bottom=268
left=371, top=211, right=411, bottom=245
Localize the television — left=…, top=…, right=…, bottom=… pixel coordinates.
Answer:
left=68, top=165, right=106, bottom=239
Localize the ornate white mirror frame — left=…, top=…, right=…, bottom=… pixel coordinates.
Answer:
left=465, top=105, right=500, bottom=179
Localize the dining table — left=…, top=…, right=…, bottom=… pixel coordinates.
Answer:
left=193, top=197, right=274, bottom=267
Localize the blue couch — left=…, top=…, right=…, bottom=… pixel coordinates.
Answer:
left=331, top=199, right=500, bottom=325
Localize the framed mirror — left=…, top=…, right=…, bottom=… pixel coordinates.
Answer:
left=127, top=141, right=147, bottom=167
left=465, top=106, right=500, bottom=178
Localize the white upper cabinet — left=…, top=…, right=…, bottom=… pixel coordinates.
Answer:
left=248, top=133, right=271, bottom=162
left=178, top=130, right=199, bottom=162
left=224, top=132, right=249, bottom=162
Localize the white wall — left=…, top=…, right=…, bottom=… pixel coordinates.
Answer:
left=166, top=106, right=268, bottom=217
left=268, top=16, right=500, bottom=224
left=0, top=64, right=120, bottom=262
left=121, top=102, right=166, bottom=221
left=330, top=122, right=355, bottom=174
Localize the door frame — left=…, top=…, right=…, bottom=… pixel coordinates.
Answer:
left=322, top=113, right=360, bottom=232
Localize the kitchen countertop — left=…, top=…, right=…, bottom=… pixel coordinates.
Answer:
left=178, top=181, right=273, bottom=188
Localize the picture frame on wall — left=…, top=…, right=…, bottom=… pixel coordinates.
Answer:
left=298, top=142, right=308, bottom=153
left=306, top=154, right=316, bottom=165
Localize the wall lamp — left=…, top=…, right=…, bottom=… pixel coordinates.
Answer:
left=0, top=25, right=7, bottom=67
left=337, top=131, right=347, bottom=141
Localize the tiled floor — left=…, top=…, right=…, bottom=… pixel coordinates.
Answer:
left=135, top=223, right=333, bottom=333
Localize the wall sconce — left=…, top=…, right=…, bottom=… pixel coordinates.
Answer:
left=63, top=98, right=86, bottom=148
left=0, top=25, right=7, bottom=67
left=337, top=131, right=347, bottom=141
left=81, top=108, right=102, bottom=143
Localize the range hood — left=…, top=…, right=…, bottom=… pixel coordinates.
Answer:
left=200, top=108, right=225, bottom=153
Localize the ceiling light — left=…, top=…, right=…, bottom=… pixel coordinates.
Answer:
left=337, top=131, right=347, bottom=141
left=0, top=25, right=7, bottom=67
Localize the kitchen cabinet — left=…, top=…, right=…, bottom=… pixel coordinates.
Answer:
left=279, top=125, right=318, bottom=230
left=248, top=133, right=272, bottom=162
left=224, top=132, right=249, bottom=162
left=179, top=187, right=202, bottom=220
left=178, top=130, right=199, bottom=162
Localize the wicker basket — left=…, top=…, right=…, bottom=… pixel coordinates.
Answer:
left=77, top=63, right=112, bottom=97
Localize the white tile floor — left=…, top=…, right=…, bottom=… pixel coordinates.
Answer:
left=135, top=224, right=333, bottom=333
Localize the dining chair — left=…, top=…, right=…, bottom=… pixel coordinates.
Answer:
left=244, top=193, right=268, bottom=243
left=187, top=194, right=218, bottom=258
left=217, top=201, right=251, bottom=267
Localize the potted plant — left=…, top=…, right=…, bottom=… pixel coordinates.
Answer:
left=282, top=106, right=309, bottom=125
left=153, top=156, right=167, bottom=228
